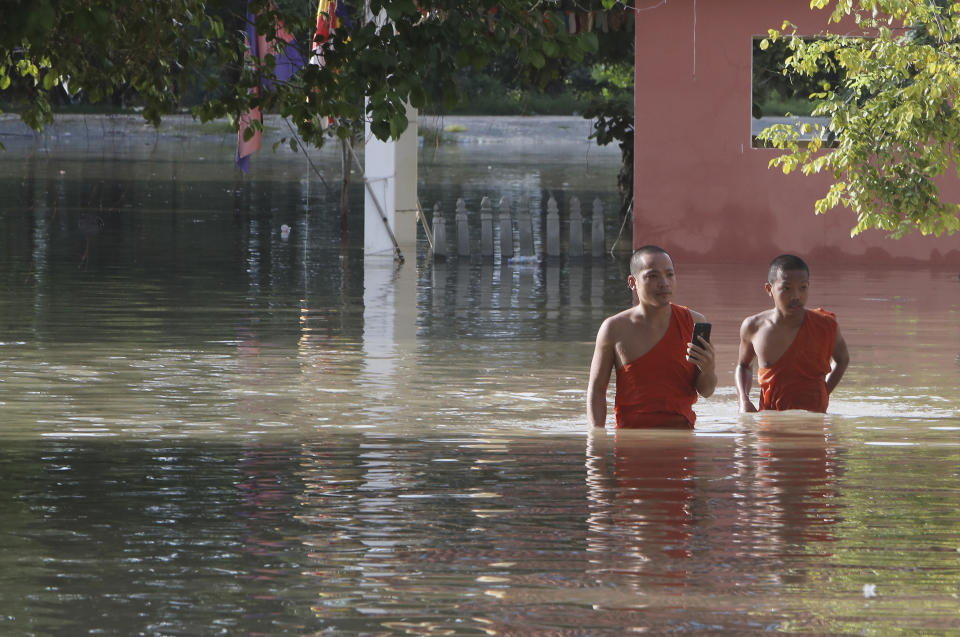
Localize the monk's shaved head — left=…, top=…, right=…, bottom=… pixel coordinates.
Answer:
left=630, top=245, right=673, bottom=275
left=767, top=254, right=809, bottom=282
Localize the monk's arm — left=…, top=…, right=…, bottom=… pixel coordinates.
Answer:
left=826, top=330, right=849, bottom=394
left=735, top=319, right=758, bottom=412
left=587, top=321, right=615, bottom=428
left=694, top=364, right=717, bottom=398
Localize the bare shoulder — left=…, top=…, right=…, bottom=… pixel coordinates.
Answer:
left=740, top=309, right=774, bottom=336
left=813, top=308, right=840, bottom=325
left=597, top=308, right=634, bottom=340
left=689, top=309, right=708, bottom=323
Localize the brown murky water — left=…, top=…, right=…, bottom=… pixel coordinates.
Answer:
left=0, top=115, right=958, bottom=634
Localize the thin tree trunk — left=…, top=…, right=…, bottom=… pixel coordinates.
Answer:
left=339, top=137, right=351, bottom=236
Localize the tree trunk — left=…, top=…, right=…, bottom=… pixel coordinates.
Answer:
left=339, top=138, right=351, bottom=236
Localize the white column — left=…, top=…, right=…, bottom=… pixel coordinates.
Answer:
left=364, top=103, right=419, bottom=257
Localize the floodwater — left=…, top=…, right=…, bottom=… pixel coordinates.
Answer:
left=0, top=114, right=958, bottom=635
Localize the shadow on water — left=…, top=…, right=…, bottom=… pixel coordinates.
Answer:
left=0, top=115, right=958, bottom=634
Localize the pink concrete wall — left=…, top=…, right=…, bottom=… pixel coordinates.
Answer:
left=633, top=0, right=960, bottom=265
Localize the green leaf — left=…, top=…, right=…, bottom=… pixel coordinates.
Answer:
left=389, top=112, right=407, bottom=139
left=370, top=119, right=390, bottom=141
left=579, top=32, right=599, bottom=54
left=16, top=59, right=39, bottom=78
left=408, top=85, right=426, bottom=109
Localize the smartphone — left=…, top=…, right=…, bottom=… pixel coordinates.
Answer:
left=691, top=322, right=711, bottom=348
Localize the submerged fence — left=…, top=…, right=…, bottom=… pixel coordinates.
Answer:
left=430, top=194, right=609, bottom=261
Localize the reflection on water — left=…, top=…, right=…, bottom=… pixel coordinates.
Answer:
left=0, top=117, right=958, bottom=634
left=2, top=421, right=957, bottom=634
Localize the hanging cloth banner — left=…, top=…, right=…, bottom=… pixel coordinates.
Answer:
left=309, top=1, right=356, bottom=130
left=236, top=2, right=305, bottom=173
left=551, top=6, right=633, bottom=34
left=312, top=0, right=338, bottom=67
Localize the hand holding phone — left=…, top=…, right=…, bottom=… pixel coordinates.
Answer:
left=691, top=322, right=711, bottom=348
left=687, top=322, right=712, bottom=365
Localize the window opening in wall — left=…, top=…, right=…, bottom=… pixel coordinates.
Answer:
left=751, top=35, right=840, bottom=148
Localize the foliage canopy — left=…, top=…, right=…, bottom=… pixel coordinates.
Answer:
left=0, top=0, right=599, bottom=150
left=757, top=0, right=960, bottom=238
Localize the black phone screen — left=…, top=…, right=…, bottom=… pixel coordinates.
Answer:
left=692, top=322, right=711, bottom=345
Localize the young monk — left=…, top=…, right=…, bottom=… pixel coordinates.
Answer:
left=736, top=254, right=849, bottom=413
left=587, top=245, right=717, bottom=428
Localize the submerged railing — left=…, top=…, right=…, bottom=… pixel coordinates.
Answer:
left=429, top=194, right=608, bottom=261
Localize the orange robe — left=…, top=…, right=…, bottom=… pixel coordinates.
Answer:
left=758, top=308, right=838, bottom=413
left=614, top=304, right=698, bottom=428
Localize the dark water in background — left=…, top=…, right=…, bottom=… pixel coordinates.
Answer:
left=0, top=115, right=958, bottom=635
